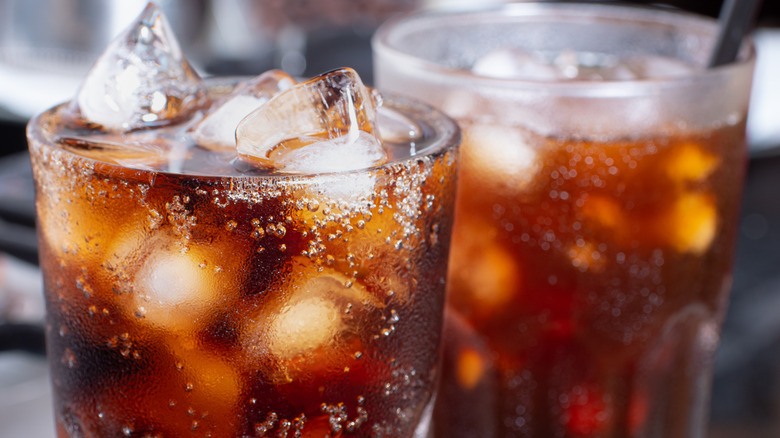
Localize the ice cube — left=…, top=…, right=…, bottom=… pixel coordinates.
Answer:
left=624, top=55, right=698, bottom=80
left=462, top=124, right=539, bottom=193
left=109, top=228, right=242, bottom=332
left=167, top=344, right=242, bottom=426
left=35, top=173, right=153, bottom=269
left=263, top=131, right=385, bottom=173
left=133, top=244, right=222, bottom=329
left=236, top=68, right=387, bottom=173
left=377, top=106, right=423, bottom=145
left=664, top=142, right=718, bottom=183
left=448, top=218, right=521, bottom=321
left=658, top=192, right=717, bottom=254
left=58, top=131, right=188, bottom=169
left=243, top=259, right=383, bottom=383
left=298, top=172, right=378, bottom=205
left=270, top=294, right=342, bottom=359
left=472, top=48, right=559, bottom=81
left=75, top=3, right=206, bottom=132
left=192, top=70, right=297, bottom=151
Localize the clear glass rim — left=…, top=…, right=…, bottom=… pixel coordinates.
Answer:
left=372, top=2, right=757, bottom=98
left=26, top=78, right=461, bottom=179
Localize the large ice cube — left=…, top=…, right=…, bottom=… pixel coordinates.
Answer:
left=236, top=68, right=387, bottom=173
left=192, top=70, right=296, bottom=151
left=75, top=3, right=206, bottom=131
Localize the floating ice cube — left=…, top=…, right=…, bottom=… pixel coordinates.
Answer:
left=236, top=68, right=387, bottom=173
left=664, top=142, right=719, bottom=183
left=265, top=131, right=385, bottom=173
left=271, top=294, right=342, bottom=359
left=58, top=131, right=189, bottom=170
left=462, top=124, right=539, bottom=193
left=243, top=259, right=382, bottom=383
left=658, top=192, right=717, bottom=254
left=472, top=48, right=697, bottom=82
left=472, top=48, right=559, bottom=81
left=377, top=106, right=423, bottom=145
left=75, top=3, right=206, bottom=131
left=192, top=70, right=296, bottom=151
left=299, top=171, right=379, bottom=205
left=448, top=218, right=520, bottom=321
left=268, top=273, right=378, bottom=359
left=113, top=228, right=242, bottom=331
left=168, top=344, right=242, bottom=423
left=134, top=246, right=220, bottom=329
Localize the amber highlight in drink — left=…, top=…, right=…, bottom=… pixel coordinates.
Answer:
left=374, top=3, right=755, bottom=437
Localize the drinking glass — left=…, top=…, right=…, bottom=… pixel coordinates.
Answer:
left=374, top=3, right=755, bottom=437
left=28, top=77, right=460, bottom=437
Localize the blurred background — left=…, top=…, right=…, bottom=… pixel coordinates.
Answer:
left=0, top=0, right=778, bottom=437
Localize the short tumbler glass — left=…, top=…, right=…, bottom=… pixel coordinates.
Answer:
left=27, top=82, right=460, bottom=437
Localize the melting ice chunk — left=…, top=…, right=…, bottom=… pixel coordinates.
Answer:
left=192, top=70, right=296, bottom=151
left=236, top=68, right=387, bottom=173
left=75, top=3, right=206, bottom=131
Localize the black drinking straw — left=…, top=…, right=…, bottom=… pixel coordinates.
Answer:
left=709, top=0, right=763, bottom=67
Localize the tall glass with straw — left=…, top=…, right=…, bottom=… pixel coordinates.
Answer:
left=374, top=3, right=756, bottom=437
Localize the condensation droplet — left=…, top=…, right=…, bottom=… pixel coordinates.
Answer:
left=62, top=349, right=77, bottom=368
